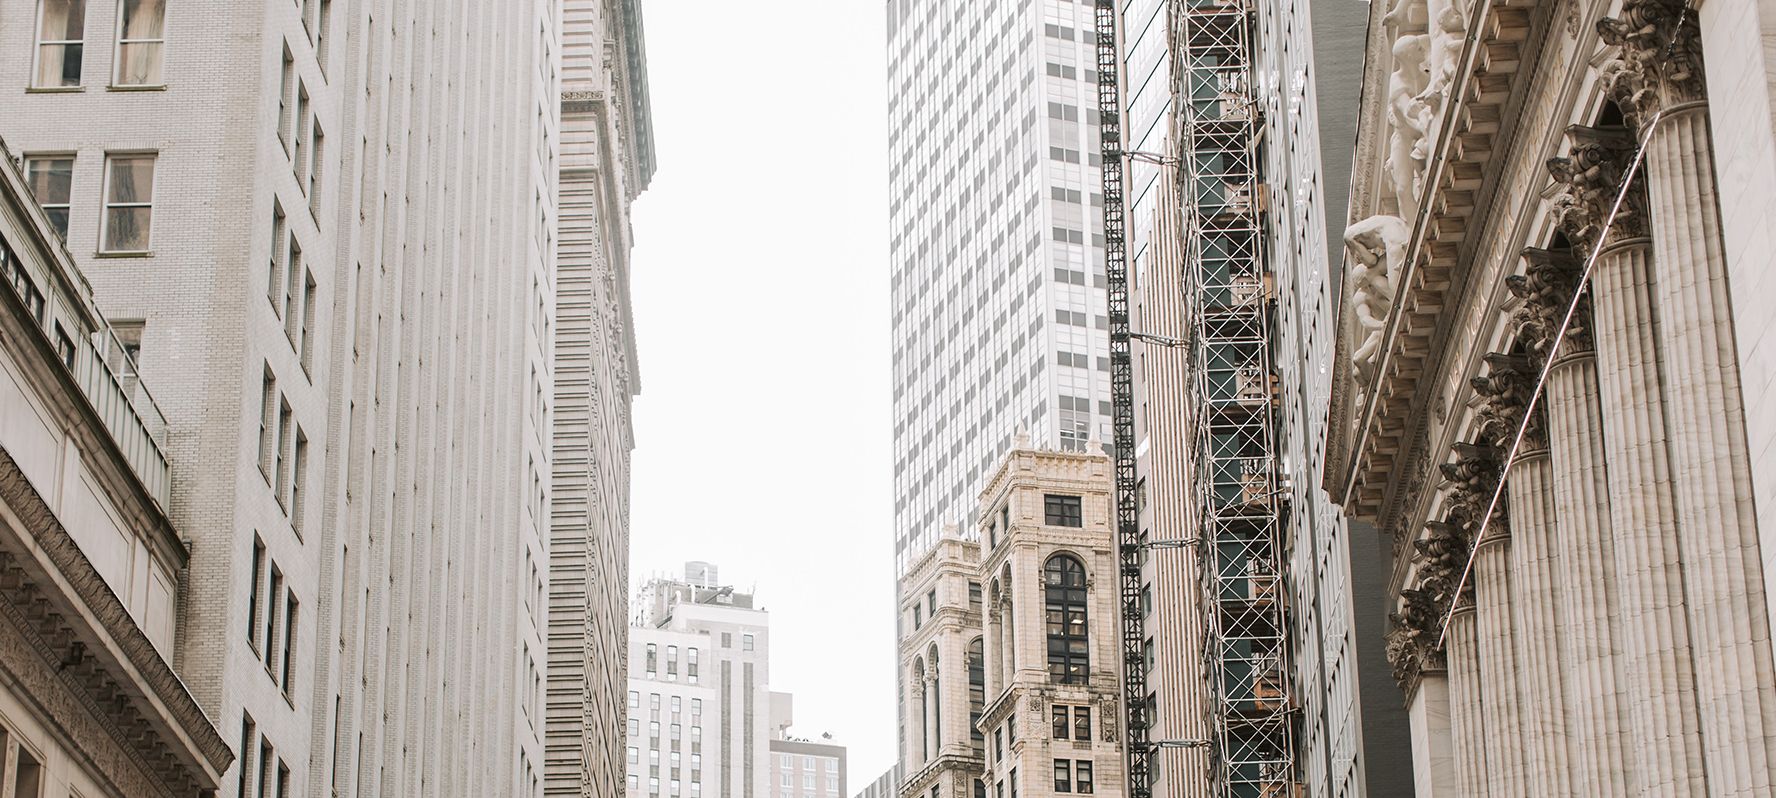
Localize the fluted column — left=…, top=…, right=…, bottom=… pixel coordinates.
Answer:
left=1602, top=2, right=1776, bottom=788
left=1446, top=605, right=1489, bottom=797
left=1504, top=451, right=1574, bottom=796
left=1589, top=235, right=1707, bottom=795
left=1546, top=351, right=1634, bottom=795
left=1473, top=532, right=1527, bottom=798
left=1644, top=102, right=1776, bottom=794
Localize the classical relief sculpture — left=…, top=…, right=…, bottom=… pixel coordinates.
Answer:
left=1098, top=695, right=1120, bottom=743
left=1419, top=1, right=1469, bottom=149
left=1384, top=34, right=1433, bottom=212
left=1343, top=215, right=1410, bottom=386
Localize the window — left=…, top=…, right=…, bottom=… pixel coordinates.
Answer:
left=927, top=589, right=937, bottom=616
left=290, top=429, right=308, bottom=530
left=101, top=153, right=155, bottom=252
left=629, top=691, right=640, bottom=709
left=33, top=0, right=85, bottom=88
left=284, top=239, right=304, bottom=338
left=1044, top=494, right=1082, bottom=527
left=1074, top=706, right=1091, bottom=741
left=264, top=565, right=283, bottom=671
left=913, top=603, right=923, bottom=629
left=299, top=271, right=316, bottom=369
left=293, top=84, right=310, bottom=180
left=275, top=398, right=293, bottom=505
left=969, top=582, right=982, bottom=614
left=315, top=0, right=332, bottom=73
left=308, top=122, right=325, bottom=211
left=1052, top=704, right=1069, bottom=740
left=280, top=591, right=298, bottom=691
left=258, top=367, right=277, bottom=476
left=278, top=47, right=295, bottom=150
left=113, top=0, right=166, bottom=86
left=9, top=739, right=43, bottom=798
left=743, top=633, right=754, bottom=652
left=267, top=203, right=287, bottom=310
left=1054, top=760, right=1071, bottom=793
left=237, top=714, right=257, bottom=798
left=646, top=643, right=657, bottom=675
left=1045, top=555, right=1090, bottom=683
left=23, top=156, right=73, bottom=239
left=688, top=648, right=699, bottom=681
left=247, top=537, right=266, bottom=650
left=968, top=637, right=985, bottom=747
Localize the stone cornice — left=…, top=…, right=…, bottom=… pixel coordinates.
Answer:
left=0, top=445, right=231, bottom=780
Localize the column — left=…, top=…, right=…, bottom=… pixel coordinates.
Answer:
left=1546, top=350, right=1634, bottom=795
left=1407, top=672, right=1459, bottom=797
left=1473, top=534, right=1527, bottom=798
left=1446, top=605, right=1489, bottom=797
left=1604, top=3, right=1776, bottom=788
left=1589, top=234, right=1707, bottom=795
left=1503, top=451, right=1574, bottom=796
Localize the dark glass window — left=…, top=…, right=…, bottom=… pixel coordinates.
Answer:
left=1074, top=706, right=1091, bottom=741
left=968, top=638, right=986, bottom=748
left=1076, top=761, right=1094, bottom=794
left=1045, top=494, right=1082, bottom=527
left=1053, top=760, right=1072, bottom=793
left=1045, top=555, right=1090, bottom=683
left=1052, top=704, right=1069, bottom=739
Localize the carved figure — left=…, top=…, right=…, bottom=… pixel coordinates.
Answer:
left=1385, top=35, right=1433, bottom=212
left=1417, top=3, right=1468, bottom=145
left=1343, top=215, right=1411, bottom=385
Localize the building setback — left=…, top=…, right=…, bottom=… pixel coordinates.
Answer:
left=0, top=0, right=563, bottom=795
left=0, top=137, right=232, bottom=798
left=548, top=1, right=655, bottom=796
left=1330, top=0, right=1776, bottom=794
left=768, top=694, right=848, bottom=798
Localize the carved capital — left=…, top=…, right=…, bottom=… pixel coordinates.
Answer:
left=1597, top=0, right=1705, bottom=124
left=1510, top=246, right=1592, bottom=357
left=1441, top=441, right=1506, bottom=538
left=1471, top=352, right=1545, bottom=451
left=1548, top=124, right=1645, bottom=246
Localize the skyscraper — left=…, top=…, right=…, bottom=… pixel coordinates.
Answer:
left=887, top=0, right=1112, bottom=576
left=0, top=1, right=562, bottom=794
left=548, top=1, right=654, bottom=796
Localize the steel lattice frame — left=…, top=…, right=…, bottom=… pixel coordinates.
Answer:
left=1175, top=0, right=1295, bottom=795
left=1090, top=3, right=1151, bottom=798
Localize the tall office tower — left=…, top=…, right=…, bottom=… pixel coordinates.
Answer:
left=0, top=140, right=231, bottom=798
left=0, top=1, right=560, bottom=796
left=1330, top=0, right=1776, bottom=794
left=548, top=2, right=654, bottom=796
left=628, top=564, right=773, bottom=798
left=887, top=0, right=1112, bottom=776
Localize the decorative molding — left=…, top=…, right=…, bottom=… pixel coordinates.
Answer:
left=1597, top=0, right=1705, bottom=128
left=1548, top=124, right=1643, bottom=246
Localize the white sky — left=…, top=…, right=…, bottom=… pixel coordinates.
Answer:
left=625, top=0, right=898, bottom=781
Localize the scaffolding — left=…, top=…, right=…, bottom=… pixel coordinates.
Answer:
left=1090, top=3, right=1151, bottom=798
left=1175, top=0, right=1295, bottom=796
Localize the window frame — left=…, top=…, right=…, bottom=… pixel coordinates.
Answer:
left=1044, top=494, right=1083, bottom=527
left=111, top=0, right=167, bottom=88
left=31, top=0, right=86, bottom=90
left=22, top=154, right=76, bottom=240
left=99, top=152, right=156, bottom=253
left=1044, top=554, right=1090, bottom=684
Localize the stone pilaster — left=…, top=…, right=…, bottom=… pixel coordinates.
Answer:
left=1589, top=235, right=1708, bottom=795
left=1545, top=351, right=1634, bottom=796
left=1502, top=452, right=1573, bottom=796
left=1446, top=605, right=1489, bottom=798
left=1603, top=2, right=1776, bottom=789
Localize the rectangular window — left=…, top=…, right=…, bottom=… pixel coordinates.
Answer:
left=292, top=84, right=310, bottom=180
left=1053, top=760, right=1071, bottom=793
left=1073, top=706, right=1091, bottom=742
left=12, top=742, right=43, bottom=797
left=308, top=122, right=325, bottom=212
left=258, top=368, right=277, bottom=477
left=23, top=156, right=74, bottom=239
left=101, top=153, right=155, bottom=252
left=1074, top=761, right=1093, bottom=794
left=280, top=591, right=298, bottom=691
left=743, top=633, right=754, bottom=651
left=267, top=203, right=287, bottom=311
left=284, top=241, right=304, bottom=340
left=315, top=0, right=332, bottom=73
left=33, top=0, right=85, bottom=88
left=1044, top=494, right=1082, bottom=527
left=247, top=537, right=266, bottom=650
left=264, top=565, right=282, bottom=670
left=275, top=398, right=293, bottom=506
left=290, top=430, right=308, bottom=531
left=1052, top=704, right=1069, bottom=739
left=299, top=271, right=316, bottom=370
left=237, top=714, right=257, bottom=798
left=255, top=737, right=273, bottom=798
left=278, top=47, right=294, bottom=150
left=113, top=0, right=165, bottom=86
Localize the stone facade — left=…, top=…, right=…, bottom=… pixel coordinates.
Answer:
left=548, top=2, right=654, bottom=797
left=0, top=1, right=563, bottom=795
left=1330, top=0, right=1776, bottom=793
left=899, top=447, right=1126, bottom=798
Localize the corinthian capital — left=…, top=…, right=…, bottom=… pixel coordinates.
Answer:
left=1471, top=352, right=1545, bottom=451
left=1510, top=246, right=1593, bottom=357
left=1548, top=124, right=1644, bottom=246
left=1597, top=0, right=1705, bottom=124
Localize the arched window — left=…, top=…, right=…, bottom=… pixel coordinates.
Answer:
left=968, top=637, right=986, bottom=749
left=1045, top=554, right=1089, bottom=683
left=928, top=645, right=942, bottom=749
left=913, top=656, right=928, bottom=761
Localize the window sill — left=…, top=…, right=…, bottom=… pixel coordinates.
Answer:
left=94, top=250, right=153, bottom=259
left=26, top=86, right=84, bottom=94
left=107, top=84, right=168, bottom=92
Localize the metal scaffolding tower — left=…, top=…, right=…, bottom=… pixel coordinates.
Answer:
left=1175, top=0, right=1294, bottom=795
left=1090, top=3, right=1151, bottom=798
left=1099, top=0, right=1295, bottom=795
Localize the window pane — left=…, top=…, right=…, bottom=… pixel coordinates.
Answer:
left=107, top=156, right=154, bottom=202
left=39, top=0, right=85, bottom=38
left=115, top=0, right=165, bottom=85
left=35, top=0, right=85, bottom=87
left=25, top=158, right=72, bottom=204
left=105, top=207, right=152, bottom=249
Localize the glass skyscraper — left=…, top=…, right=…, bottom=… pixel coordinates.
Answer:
left=887, top=0, right=1112, bottom=575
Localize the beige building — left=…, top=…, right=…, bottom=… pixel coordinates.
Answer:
left=768, top=694, right=848, bottom=798
left=547, top=1, right=654, bottom=797
left=900, top=445, right=1126, bottom=798
left=1330, top=0, right=1776, bottom=794
left=0, top=0, right=564, bottom=795
left=0, top=138, right=230, bottom=797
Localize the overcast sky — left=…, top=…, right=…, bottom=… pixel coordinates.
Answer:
left=626, top=0, right=898, bottom=781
